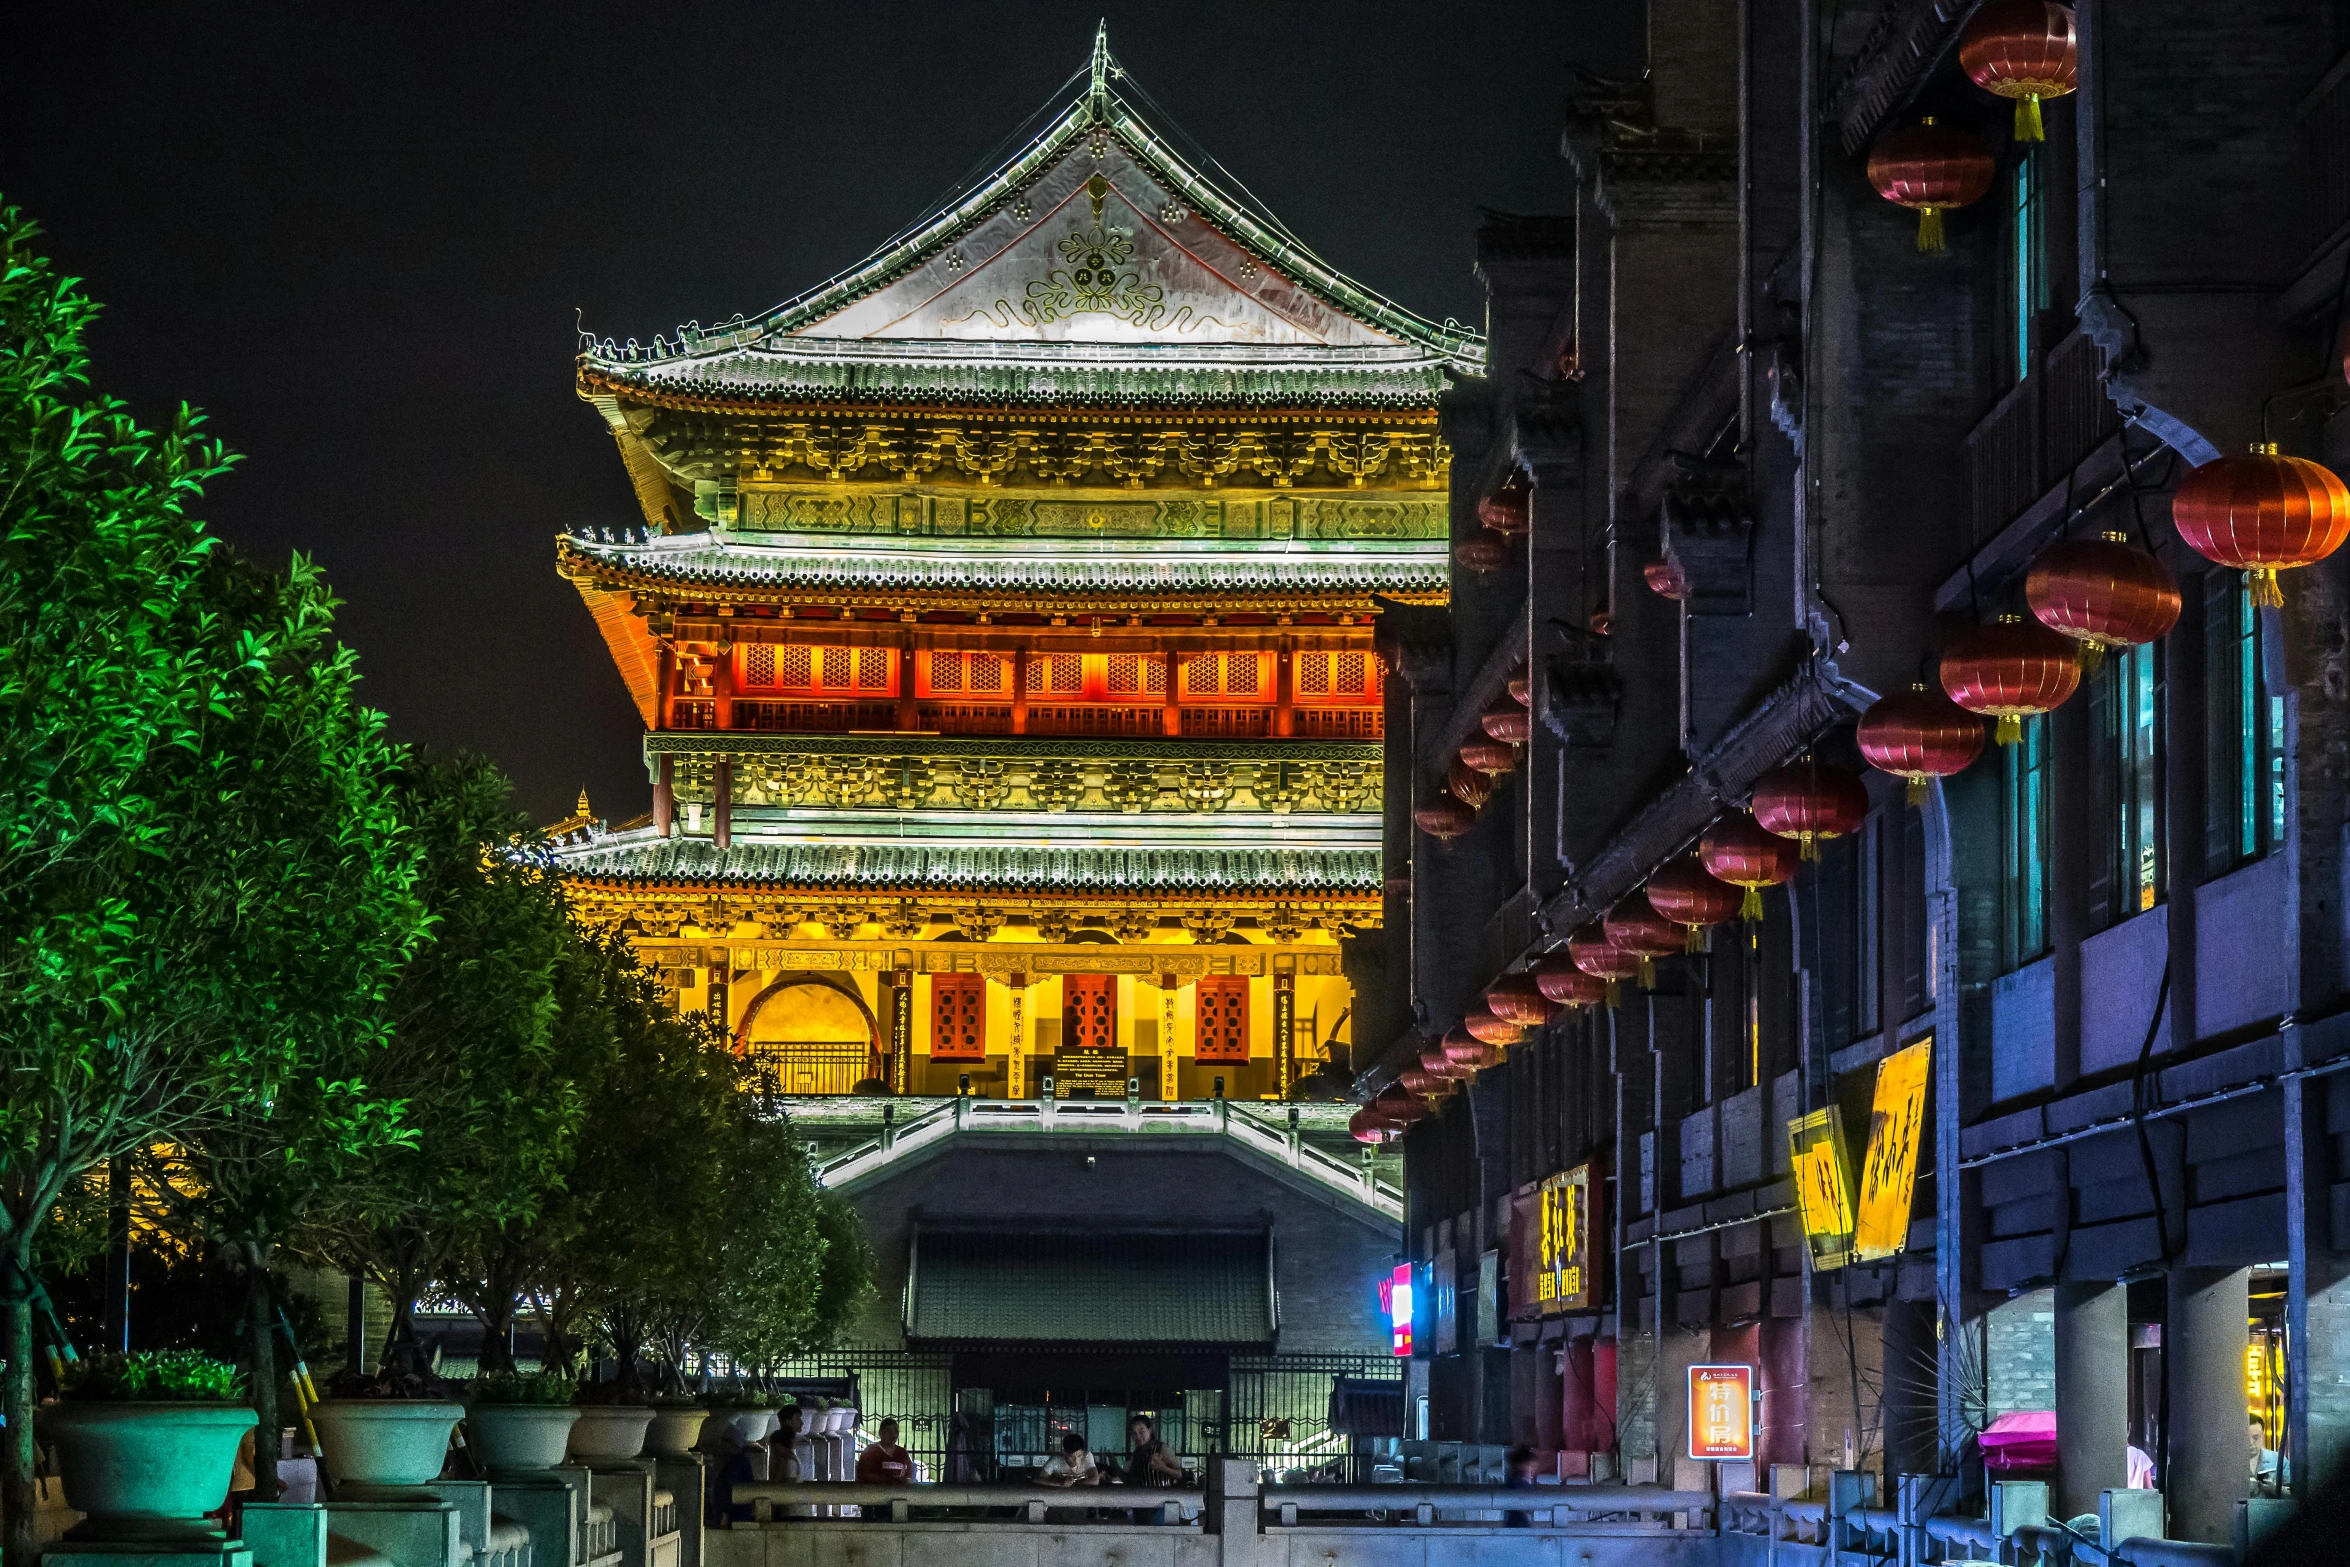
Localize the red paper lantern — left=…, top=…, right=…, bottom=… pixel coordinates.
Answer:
left=1454, top=530, right=1509, bottom=574
left=1507, top=668, right=1532, bottom=706
left=1644, top=558, right=1688, bottom=601
left=1421, top=1043, right=1471, bottom=1081
left=1463, top=1010, right=1525, bottom=1049
left=1447, top=760, right=1494, bottom=809
left=1604, top=895, right=1685, bottom=987
left=2026, top=530, right=2181, bottom=667
left=1857, top=684, right=1988, bottom=801
left=2170, top=444, right=2350, bottom=608
left=1350, top=1108, right=1391, bottom=1144
left=1646, top=856, right=1746, bottom=949
left=1459, top=739, right=1518, bottom=776
left=1700, top=811, right=1800, bottom=921
left=1486, top=972, right=1562, bottom=1027
left=1940, top=614, right=2082, bottom=743
left=1532, top=956, right=1609, bottom=1009
left=1568, top=929, right=1641, bottom=983
left=1478, top=489, right=1530, bottom=536
left=1866, top=117, right=1996, bottom=252
left=1751, top=758, right=1872, bottom=860
left=1373, top=1085, right=1425, bottom=1122
left=1960, top=1, right=2078, bottom=143
left=1415, top=796, right=1477, bottom=840
left=1441, top=1025, right=1488, bottom=1067
left=1482, top=700, right=1532, bottom=745
left=1399, top=1066, right=1442, bottom=1098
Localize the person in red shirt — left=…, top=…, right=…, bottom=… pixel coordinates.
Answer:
left=855, top=1418, right=915, bottom=1485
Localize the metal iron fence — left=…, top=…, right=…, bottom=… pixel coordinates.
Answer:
left=761, top=1347, right=1404, bottom=1484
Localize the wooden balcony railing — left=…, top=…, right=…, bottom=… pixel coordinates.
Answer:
left=1026, top=704, right=1166, bottom=737
left=732, top=699, right=899, bottom=732
left=1961, top=325, right=2120, bottom=548
left=1295, top=707, right=1383, bottom=740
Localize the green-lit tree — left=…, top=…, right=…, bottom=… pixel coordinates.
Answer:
left=0, top=205, right=427, bottom=1555
left=302, top=752, right=580, bottom=1381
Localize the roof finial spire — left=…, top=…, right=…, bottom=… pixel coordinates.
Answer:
left=1088, top=21, right=1112, bottom=124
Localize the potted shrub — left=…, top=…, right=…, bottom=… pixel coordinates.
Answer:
left=41, top=1351, right=258, bottom=1543
left=641, top=1391, right=709, bottom=1459
left=463, top=1372, right=581, bottom=1475
left=568, top=1382, right=654, bottom=1464
left=700, top=1383, right=777, bottom=1449
left=310, top=1353, right=463, bottom=1498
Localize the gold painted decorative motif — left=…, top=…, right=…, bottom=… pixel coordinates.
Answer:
left=653, top=414, right=1447, bottom=495
left=701, top=753, right=1382, bottom=816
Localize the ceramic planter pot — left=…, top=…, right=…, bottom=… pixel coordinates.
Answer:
left=568, top=1405, right=655, bottom=1463
left=714, top=1408, right=777, bottom=1446
left=39, top=1401, right=259, bottom=1542
left=309, top=1399, right=463, bottom=1497
left=464, top=1404, right=582, bottom=1474
left=643, top=1408, right=709, bottom=1458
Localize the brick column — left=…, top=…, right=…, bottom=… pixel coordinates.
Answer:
left=2053, top=1282, right=2128, bottom=1519
left=2166, top=1266, right=2251, bottom=1542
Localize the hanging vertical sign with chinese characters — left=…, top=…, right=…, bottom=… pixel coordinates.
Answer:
left=1854, top=1036, right=1931, bottom=1263
left=1006, top=975, right=1027, bottom=1098
left=1508, top=1163, right=1601, bottom=1317
left=1273, top=972, right=1296, bottom=1096
left=888, top=971, right=914, bottom=1094
left=1158, top=978, right=1180, bottom=1100
left=1787, top=1104, right=1858, bottom=1269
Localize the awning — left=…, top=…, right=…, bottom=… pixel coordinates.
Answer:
left=906, top=1227, right=1275, bottom=1349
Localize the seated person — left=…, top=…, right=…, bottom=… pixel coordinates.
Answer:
left=856, top=1418, right=915, bottom=1485
left=1037, top=1432, right=1101, bottom=1487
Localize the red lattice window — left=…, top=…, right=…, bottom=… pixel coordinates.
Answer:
left=1026, top=653, right=1083, bottom=693
left=929, top=651, right=963, bottom=692
left=1063, top=975, right=1117, bottom=1052
left=929, top=973, right=987, bottom=1061
left=1294, top=650, right=1382, bottom=704
left=1195, top=975, right=1250, bottom=1063
left=971, top=653, right=1006, bottom=693
left=739, top=644, right=899, bottom=695
left=1179, top=652, right=1274, bottom=702
left=1107, top=654, right=1166, bottom=696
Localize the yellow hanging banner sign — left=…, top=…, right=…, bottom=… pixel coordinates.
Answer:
left=1853, top=1036, right=1932, bottom=1263
left=1787, top=1105, right=1857, bottom=1270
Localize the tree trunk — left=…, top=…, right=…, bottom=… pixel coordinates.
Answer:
left=3, top=1295, right=36, bottom=1567
left=475, top=1302, right=515, bottom=1377
left=243, top=1267, right=281, bottom=1501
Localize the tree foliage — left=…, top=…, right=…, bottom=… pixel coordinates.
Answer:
left=0, top=202, right=426, bottom=1550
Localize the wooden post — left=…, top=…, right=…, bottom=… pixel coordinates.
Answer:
left=656, top=641, right=675, bottom=730
left=653, top=755, right=675, bottom=838
left=1164, top=648, right=1184, bottom=737
left=1275, top=640, right=1296, bottom=738
left=712, top=758, right=732, bottom=850
left=897, top=631, right=919, bottom=731
left=1012, top=646, right=1030, bottom=734
left=714, top=641, right=736, bottom=730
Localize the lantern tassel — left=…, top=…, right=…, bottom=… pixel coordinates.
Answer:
left=1638, top=956, right=1656, bottom=989
left=2248, top=567, right=2286, bottom=610
left=2076, top=640, right=2105, bottom=675
left=1603, top=980, right=1620, bottom=1009
left=2015, top=94, right=2045, bottom=144
left=1684, top=925, right=1706, bottom=954
left=1995, top=714, right=2023, bottom=745
left=1798, top=832, right=1820, bottom=863
left=1906, top=777, right=1928, bottom=807
left=1917, top=206, right=1947, bottom=254
left=1740, top=884, right=1763, bottom=922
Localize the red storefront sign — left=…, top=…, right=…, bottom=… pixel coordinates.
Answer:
left=1688, top=1364, right=1755, bottom=1461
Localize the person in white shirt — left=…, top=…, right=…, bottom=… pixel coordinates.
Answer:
left=1038, top=1432, right=1100, bottom=1487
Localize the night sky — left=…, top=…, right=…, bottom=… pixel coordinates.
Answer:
left=1, top=3, right=1641, bottom=823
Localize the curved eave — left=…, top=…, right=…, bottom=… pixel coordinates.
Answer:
left=575, top=365, right=1447, bottom=423
left=557, top=550, right=1448, bottom=614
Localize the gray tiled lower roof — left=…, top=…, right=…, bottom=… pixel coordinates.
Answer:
left=906, top=1228, right=1273, bottom=1346
left=561, top=531, right=1446, bottom=595
left=549, top=829, right=1378, bottom=893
